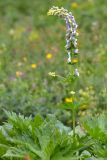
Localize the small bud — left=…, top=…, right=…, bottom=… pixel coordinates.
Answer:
left=74, top=49, right=79, bottom=54
left=67, top=52, right=71, bottom=63
left=74, top=41, right=77, bottom=47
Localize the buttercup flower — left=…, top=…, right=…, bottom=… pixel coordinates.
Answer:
left=46, top=53, right=53, bottom=59
left=65, top=97, right=73, bottom=103
left=31, top=64, right=37, bottom=69
left=72, top=58, right=78, bottom=64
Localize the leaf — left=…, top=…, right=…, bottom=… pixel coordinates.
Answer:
left=81, top=112, right=107, bottom=158
left=0, top=111, right=94, bottom=159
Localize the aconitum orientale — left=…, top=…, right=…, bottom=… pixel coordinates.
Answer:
left=48, top=6, right=79, bottom=76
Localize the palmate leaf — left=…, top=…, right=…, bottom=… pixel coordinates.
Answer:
left=3, top=147, right=27, bottom=158
left=81, top=112, right=107, bottom=158
left=0, top=111, right=92, bottom=160
left=0, top=112, right=43, bottom=159
left=81, top=112, right=107, bottom=142
left=51, top=152, right=80, bottom=160
left=93, top=144, right=107, bottom=158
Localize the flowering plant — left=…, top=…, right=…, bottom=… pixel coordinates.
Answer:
left=48, top=6, right=80, bottom=136
left=48, top=6, right=79, bottom=77
left=0, top=5, right=106, bottom=160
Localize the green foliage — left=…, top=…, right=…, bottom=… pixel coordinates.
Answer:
left=0, top=112, right=107, bottom=159
left=0, top=111, right=93, bottom=160
left=81, top=112, right=107, bottom=158
left=0, top=0, right=106, bottom=122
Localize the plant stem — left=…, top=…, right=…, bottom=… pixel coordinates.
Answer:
left=72, top=108, right=76, bottom=137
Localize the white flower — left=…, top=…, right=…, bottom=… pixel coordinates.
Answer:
left=74, top=69, right=79, bottom=76
left=74, top=49, right=79, bottom=54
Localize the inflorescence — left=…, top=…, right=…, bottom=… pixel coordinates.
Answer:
left=48, top=6, right=79, bottom=76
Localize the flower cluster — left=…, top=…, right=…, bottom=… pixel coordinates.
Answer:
left=48, top=6, right=79, bottom=76
left=48, top=72, right=56, bottom=77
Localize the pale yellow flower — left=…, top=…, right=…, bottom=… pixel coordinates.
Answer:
left=70, top=91, right=75, bottom=95
left=17, top=62, right=22, bottom=67
left=31, top=64, right=37, bottom=69
left=79, top=89, right=89, bottom=97
left=46, top=53, right=53, bottom=59
left=48, top=72, right=56, bottom=77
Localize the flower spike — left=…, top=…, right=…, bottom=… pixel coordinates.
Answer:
left=48, top=6, right=79, bottom=76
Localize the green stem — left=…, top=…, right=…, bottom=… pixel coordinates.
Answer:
left=72, top=109, right=76, bottom=137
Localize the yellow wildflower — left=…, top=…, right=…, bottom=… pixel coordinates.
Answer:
left=16, top=71, right=23, bottom=77
left=65, top=97, right=73, bottom=103
left=31, top=64, right=37, bottom=69
left=72, top=58, right=78, bottom=64
left=71, top=2, right=78, bottom=9
left=46, top=53, right=53, bottom=59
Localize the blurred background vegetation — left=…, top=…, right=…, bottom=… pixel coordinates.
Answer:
left=0, top=0, right=107, bottom=123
